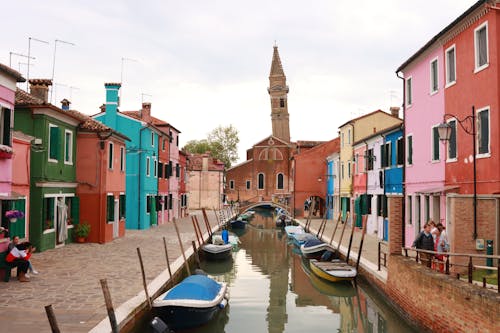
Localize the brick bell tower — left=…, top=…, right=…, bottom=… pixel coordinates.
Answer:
left=268, top=45, right=290, bottom=143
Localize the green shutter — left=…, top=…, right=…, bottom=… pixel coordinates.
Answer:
left=119, top=195, right=126, bottom=218
left=71, top=197, right=79, bottom=225
left=10, top=199, right=26, bottom=238
left=49, top=126, right=60, bottom=160
left=107, top=196, right=114, bottom=221
left=150, top=197, right=157, bottom=226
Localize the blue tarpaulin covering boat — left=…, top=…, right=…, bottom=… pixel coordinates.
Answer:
left=153, top=275, right=229, bottom=329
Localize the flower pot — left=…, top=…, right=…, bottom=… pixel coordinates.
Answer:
left=9, top=218, right=17, bottom=223
left=75, top=237, right=86, bottom=243
left=0, top=150, right=13, bottom=159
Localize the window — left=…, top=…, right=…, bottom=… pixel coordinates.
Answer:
left=347, top=129, right=351, bottom=144
left=48, top=124, right=59, bottom=161
left=424, top=195, right=430, bottom=222
left=430, top=58, right=438, bottom=93
left=168, top=194, right=173, bottom=209
left=64, top=130, right=73, bottom=164
left=106, top=195, right=114, bottom=222
left=445, top=45, right=456, bottom=85
left=120, top=147, right=125, bottom=171
left=0, top=108, right=11, bottom=147
left=277, top=173, right=284, bottom=189
left=229, top=180, right=234, bottom=189
left=176, top=134, right=179, bottom=147
left=347, top=161, right=351, bottom=178
left=169, top=130, right=173, bottom=143
left=474, top=22, right=488, bottom=71
left=246, top=180, right=251, bottom=190
left=396, top=137, right=404, bottom=165
left=162, top=138, right=166, bottom=151
left=367, top=148, right=374, bottom=170
left=355, top=154, right=359, bottom=174
left=407, top=135, right=413, bottom=165
left=175, top=163, right=180, bottom=177
left=119, top=194, right=126, bottom=218
left=380, top=142, right=390, bottom=168
left=167, top=161, right=173, bottom=177
left=341, top=163, right=344, bottom=179
left=258, top=173, right=264, bottom=190
left=146, top=157, right=150, bottom=176
left=407, top=196, right=413, bottom=225
left=406, top=77, right=412, bottom=105
left=341, top=132, right=344, bottom=147
left=415, top=195, right=421, bottom=228
left=280, top=98, right=285, bottom=108
left=154, top=159, right=158, bottom=177
left=432, top=126, right=440, bottom=161
left=158, top=162, right=164, bottom=178
left=377, top=195, right=387, bottom=217
left=447, top=120, right=457, bottom=160
left=151, top=132, right=154, bottom=146
left=108, top=142, right=114, bottom=169
left=477, top=107, right=490, bottom=155
left=43, top=197, right=55, bottom=230
left=146, top=195, right=151, bottom=214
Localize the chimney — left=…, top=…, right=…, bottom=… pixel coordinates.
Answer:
left=99, top=104, right=106, bottom=112
left=104, top=82, right=121, bottom=128
left=60, top=99, right=71, bottom=111
left=29, top=79, right=52, bottom=103
left=390, top=106, right=400, bottom=118
left=141, top=102, right=152, bottom=122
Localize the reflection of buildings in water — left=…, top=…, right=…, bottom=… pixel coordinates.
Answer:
left=239, top=211, right=289, bottom=333
left=201, top=257, right=238, bottom=285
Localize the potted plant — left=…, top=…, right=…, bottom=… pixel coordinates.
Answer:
left=74, top=223, right=91, bottom=243
left=4, top=210, right=24, bottom=223
left=0, top=144, right=13, bottom=159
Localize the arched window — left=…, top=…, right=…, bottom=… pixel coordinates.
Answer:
left=277, top=173, right=284, bottom=189
left=258, top=173, right=265, bottom=190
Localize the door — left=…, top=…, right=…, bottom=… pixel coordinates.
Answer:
left=11, top=199, right=26, bottom=238
left=433, top=195, right=440, bottom=224
left=113, top=198, right=119, bottom=238
left=56, top=197, right=69, bottom=246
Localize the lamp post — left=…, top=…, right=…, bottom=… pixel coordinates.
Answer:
left=437, top=106, right=477, bottom=239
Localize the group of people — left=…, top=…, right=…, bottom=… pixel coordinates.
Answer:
left=5, top=236, right=39, bottom=282
left=412, top=220, right=450, bottom=271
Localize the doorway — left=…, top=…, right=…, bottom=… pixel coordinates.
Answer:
left=113, top=198, right=119, bottom=238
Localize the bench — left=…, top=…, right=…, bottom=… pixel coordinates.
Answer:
left=0, top=251, right=13, bottom=282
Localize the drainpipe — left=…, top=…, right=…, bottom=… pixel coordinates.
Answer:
left=396, top=70, right=406, bottom=248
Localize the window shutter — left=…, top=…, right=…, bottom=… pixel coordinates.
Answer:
left=380, top=145, right=385, bottom=168
left=478, top=27, right=487, bottom=67
left=433, top=127, right=439, bottom=160
left=49, top=126, right=60, bottom=159
left=479, top=110, right=489, bottom=154
left=158, top=162, right=163, bottom=178
left=2, top=108, right=11, bottom=146
left=407, top=136, right=413, bottom=164
left=168, top=194, right=173, bottom=209
left=119, top=195, right=126, bottom=218
left=449, top=121, right=457, bottom=159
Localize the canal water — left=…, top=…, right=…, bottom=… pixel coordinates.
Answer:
left=136, top=208, right=417, bottom=333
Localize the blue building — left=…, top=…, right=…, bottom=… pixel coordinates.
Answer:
left=326, top=156, right=335, bottom=219
left=93, top=83, right=161, bottom=229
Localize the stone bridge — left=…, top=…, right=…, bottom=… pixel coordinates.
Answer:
left=239, top=201, right=291, bottom=215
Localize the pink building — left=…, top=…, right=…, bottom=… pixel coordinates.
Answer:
left=397, top=45, right=447, bottom=247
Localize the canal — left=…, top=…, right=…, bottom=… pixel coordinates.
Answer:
left=136, top=208, right=418, bottom=333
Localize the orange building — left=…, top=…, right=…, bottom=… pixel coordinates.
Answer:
left=68, top=102, right=129, bottom=243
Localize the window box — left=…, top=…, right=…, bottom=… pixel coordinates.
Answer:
left=0, top=145, right=13, bottom=159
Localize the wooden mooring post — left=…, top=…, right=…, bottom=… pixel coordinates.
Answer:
left=137, top=247, right=152, bottom=309
left=329, top=214, right=342, bottom=245
left=100, top=279, right=119, bottom=333
left=163, top=237, right=172, bottom=279
left=201, top=208, right=213, bottom=237
left=192, top=240, right=201, bottom=268
left=173, top=218, right=191, bottom=276
left=355, top=217, right=368, bottom=272
left=336, top=212, right=349, bottom=254
left=44, top=304, right=61, bottom=333
left=191, top=215, right=202, bottom=246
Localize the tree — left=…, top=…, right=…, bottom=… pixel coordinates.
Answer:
left=182, top=125, right=239, bottom=168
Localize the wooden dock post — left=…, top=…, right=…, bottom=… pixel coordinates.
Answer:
left=137, top=247, right=152, bottom=309
left=346, top=215, right=356, bottom=264
left=329, top=213, right=342, bottom=245
left=44, top=304, right=61, bottom=333
left=336, top=212, right=349, bottom=253
left=191, top=216, right=202, bottom=246
left=355, top=216, right=368, bottom=272
left=202, top=208, right=212, bottom=237
left=162, top=237, right=172, bottom=279
left=100, top=279, right=119, bottom=333
left=173, top=218, right=191, bottom=276
left=192, top=240, right=201, bottom=268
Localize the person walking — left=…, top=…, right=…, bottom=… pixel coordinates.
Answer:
left=412, top=222, right=434, bottom=267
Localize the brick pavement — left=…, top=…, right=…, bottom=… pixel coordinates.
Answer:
left=0, top=210, right=221, bottom=333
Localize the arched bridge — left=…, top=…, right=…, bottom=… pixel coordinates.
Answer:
left=239, top=201, right=291, bottom=215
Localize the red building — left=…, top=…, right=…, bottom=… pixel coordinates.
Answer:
left=293, top=138, right=340, bottom=217
left=179, top=150, right=188, bottom=217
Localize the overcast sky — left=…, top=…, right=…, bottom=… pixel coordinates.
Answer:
left=2, top=0, right=474, bottom=163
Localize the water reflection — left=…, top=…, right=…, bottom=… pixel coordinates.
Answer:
left=137, top=208, right=416, bottom=333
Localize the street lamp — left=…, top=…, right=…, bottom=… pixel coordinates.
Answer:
left=437, top=106, right=477, bottom=239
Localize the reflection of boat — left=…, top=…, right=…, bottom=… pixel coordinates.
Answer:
left=300, top=238, right=330, bottom=259
left=300, top=257, right=356, bottom=297
left=290, top=232, right=317, bottom=247
left=200, top=257, right=234, bottom=276
left=230, top=217, right=247, bottom=229
left=285, top=225, right=304, bottom=238
left=152, top=274, right=229, bottom=330
left=309, top=259, right=357, bottom=282
left=275, top=214, right=292, bottom=227
left=202, top=243, right=233, bottom=260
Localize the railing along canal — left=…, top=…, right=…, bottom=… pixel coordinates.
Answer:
left=378, top=241, right=388, bottom=271
left=404, top=247, right=500, bottom=293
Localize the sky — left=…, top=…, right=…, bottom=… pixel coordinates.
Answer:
left=2, top=0, right=475, bottom=163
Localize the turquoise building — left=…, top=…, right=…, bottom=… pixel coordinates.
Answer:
left=93, top=83, right=160, bottom=229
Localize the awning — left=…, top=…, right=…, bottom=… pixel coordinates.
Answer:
left=0, top=191, right=26, bottom=200
left=415, top=185, right=460, bottom=195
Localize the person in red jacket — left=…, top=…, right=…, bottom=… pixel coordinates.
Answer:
left=6, top=242, right=34, bottom=282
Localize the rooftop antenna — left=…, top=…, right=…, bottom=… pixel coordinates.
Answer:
left=27, top=37, right=49, bottom=90
left=53, top=82, right=68, bottom=106
left=18, top=62, right=33, bottom=72
left=120, top=57, right=138, bottom=106
left=141, top=93, right=152, bottom=103
left=51, top=39, right=75, bottom=103
left=9, top=52, right=35, bottom=68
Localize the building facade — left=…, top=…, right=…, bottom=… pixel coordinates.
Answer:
left=187, top=152, right=224, bottom=210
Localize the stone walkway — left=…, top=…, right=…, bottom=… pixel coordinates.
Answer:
left=0, top=210, right=388, bottom=333
left=0, top=210, right=222, bottom=333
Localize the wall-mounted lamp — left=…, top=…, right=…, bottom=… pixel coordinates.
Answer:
left=317, top=174, right=335, bottom=182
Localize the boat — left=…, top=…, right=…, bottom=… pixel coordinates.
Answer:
left=300, top=257, right=356, bottom=297
left=290, top=232, right=318, bottom=248
left=275, top=213, right=292, bottom=227
left=201, top=243, right=233, bottom=260
left=284, top=225, right=304, bottom=238
left=230, top=217, right=247, bottom=229
left=152, top=274, right=229, bottom=330
left=212, top=230, right=240, bottom=250
left=300, top=238, right=330, bottom=259
left=309, top=258, right=357, bottom=282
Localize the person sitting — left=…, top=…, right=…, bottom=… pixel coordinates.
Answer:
left=6, top=241, right=35, bottom=282
left=8, top=236, right=39, bottom=277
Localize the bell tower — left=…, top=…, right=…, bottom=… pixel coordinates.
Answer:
left=268, top=46, right=290, bottom=143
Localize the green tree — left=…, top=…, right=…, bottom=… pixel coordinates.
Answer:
left=183, top=125, right=239, bottom=168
